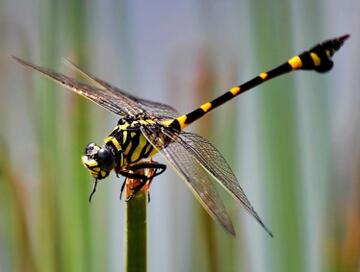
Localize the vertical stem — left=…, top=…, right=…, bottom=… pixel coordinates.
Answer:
left=125, top=170, right=151, bottom=272
left=125, top=192, right=147, bottom=272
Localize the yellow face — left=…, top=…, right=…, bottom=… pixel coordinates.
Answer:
left=81, top=143, right=115, bottom=180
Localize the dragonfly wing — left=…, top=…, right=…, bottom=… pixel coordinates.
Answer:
left=141, top=126, right=235, bottom=235
left=134, top=99, right=179, bottom=119
left=13, top=56, right=140, bottom=117
left=176, top=131, right=273, bottom=237
left=64, top=59, right=180, bottom=119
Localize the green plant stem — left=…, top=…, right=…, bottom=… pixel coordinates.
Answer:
left=125, top=187, right=148, bottom=272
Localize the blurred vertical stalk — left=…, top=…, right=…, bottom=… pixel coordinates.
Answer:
left=124, top=170, right=152, bottom=272
left=62, top=0, right=92, bottom=271
left=0, top=140, right=37, bottom=272
left=249, top=1, right=305, bottom=271
left=37, top=1, right=60, bottom=271
left=192, top=51, right=219, bottom=272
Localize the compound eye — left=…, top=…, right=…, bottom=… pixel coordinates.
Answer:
left=85, top=143, right=96, bottom=154
left=97, top=148, right=114, bottom=171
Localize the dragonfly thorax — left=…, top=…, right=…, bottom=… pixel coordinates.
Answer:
left=81, top=142, right=116, bottom=179
left=104, top=119, right=160, bottom=169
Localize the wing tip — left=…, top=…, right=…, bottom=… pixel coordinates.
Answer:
left=223, top=221, right=236, bottom=236
left=255, top=216, right=274, bottom=238
left=12, top=55, right=27, bottom=65
left=228, top=228, right=236, bottom=236
left=263, top=224, right=274, bottom=238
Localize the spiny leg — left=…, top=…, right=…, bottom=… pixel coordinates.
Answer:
left=130, top=162, right=167, bottom=202
left=128, top=162, right=166, bottom=198
left=118, top=162, right=166, bottom=201
left=133, top=162, right=166, bottom=201
left=129, top=161, right=166, bottom=179
left=120, top=179, right=126, bottom=200
left=88, top=179, right=98, bottom=203
left=119, top=171, right=147, bottom=200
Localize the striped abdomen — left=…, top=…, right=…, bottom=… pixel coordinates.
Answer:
left=170, top=34, right=349, bottom=130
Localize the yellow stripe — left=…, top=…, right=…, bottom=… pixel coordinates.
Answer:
left=124, top=141, right=132, bottom=154
left=160, top=119, right=174, bottom=127
left=177, top=115, right=187, bottom=129
left=139, top=119, right=156, bottom=125
left=104, top=136, right=121, bottom=151
left=200, top=102, right=212, bottom=112
left=145, top=143, right=153, bottom=154
left=230, top=86, right=240, bottom=95
left=310, top=52, right=321, bottom=66
left=288, top=56, right=303, bottom=70
left=111, top=137, right=121, bottom=150
left=82, top=157, right=98, bottom=167
left=120, top=154, right=124, bottom=166
left=259, top=72, right=268, bottom=80
left=119, top=123, right=130, bottom=131
left=123, top=131, right=128, bottom=144
left=90, top=170, right=98, bottom=176
left=131, top=146, right=143, bottom=162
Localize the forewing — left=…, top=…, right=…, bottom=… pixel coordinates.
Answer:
left=177, top=131, right=273, bottom=237
left=64, top=59, right=180, bottom=119
left=13, top=56, right=138, bottom=117
left=141, top=126, right=235, bottom=235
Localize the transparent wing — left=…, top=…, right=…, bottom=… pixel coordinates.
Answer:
left=176, top=131, right=273, bottom=237
left=142, top=125, right=272, bottom=237
left=13, top=56, right=141, bottom=117
left=64, top=59, right=180, bottom=119
left=141, top=125, right=235, bottom=235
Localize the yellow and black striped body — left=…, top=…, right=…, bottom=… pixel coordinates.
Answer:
left=104, top=117, right=164, bottom=171
left=169, top=34, right=349, bottom=130
left=77, top=34, right=349, bottom=181
left=102, top=35, right=349, bottom=172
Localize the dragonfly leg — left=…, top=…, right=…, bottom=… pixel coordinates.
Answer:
left=88, top=179, right=98, bottom=203
left=119, top=162, right=166, bottom=201
left=132, top=162, right=166, bottom=202
left=128, top=161, right=166, bottom=179
left=119, top=179, right=126, bottom=200
left=118, top=171, right=149, bottom=201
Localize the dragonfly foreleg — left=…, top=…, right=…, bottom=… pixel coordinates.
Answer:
left=88, top=179, right=98, bottom=203
left=119, top=162, right=166, bottom=201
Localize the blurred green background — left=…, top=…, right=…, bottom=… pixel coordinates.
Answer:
left=0, top=0, right=358, bottom=271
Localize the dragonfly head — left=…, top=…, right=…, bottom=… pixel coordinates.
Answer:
left=81, top=143, right=115, bottom=179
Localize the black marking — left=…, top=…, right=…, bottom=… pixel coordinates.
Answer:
left=126, top=131, right=141, bottom=163
left=169, top=119, right=181, bottom=130
left=139, top=140, right=151, bottom=159
left=121, top=131, right=132, bottom=151
left=266, top=63, right=293, bottom=79
left=110, top=126, right=120, bottom=136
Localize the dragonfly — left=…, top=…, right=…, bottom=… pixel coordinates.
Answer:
left=13, top=34, right=349, bottom=237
